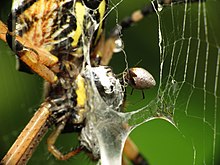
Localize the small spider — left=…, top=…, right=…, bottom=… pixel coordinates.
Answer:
left=125, top=67, right=156, bottom=99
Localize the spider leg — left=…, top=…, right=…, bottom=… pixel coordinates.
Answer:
left=122, top=155, right=129, bottom=165
left=0, top=21, right=59, bottom=83
left=0, top=21, right=8, bottom=42
left=123, top=137, right=149, bottom=165
left=130, top=88, right=134, bottom=95
left=100, top=0, right=158, bottom=65
left=47, top=116, right=82, bottom=160
left=110, top=0, right=206, bottom=38
left=142, top=90, right=145, bottom=99
left=0, top=102, right=52, bottom=165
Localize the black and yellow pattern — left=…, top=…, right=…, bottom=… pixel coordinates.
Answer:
left=5, top=0, right=109, bottom=83
left=9, top=0, right=107, bottom=57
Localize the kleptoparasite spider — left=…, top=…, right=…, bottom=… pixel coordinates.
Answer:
left=125, top=67, right=156, bottom=99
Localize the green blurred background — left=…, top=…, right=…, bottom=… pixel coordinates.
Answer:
left=0, top=0, right=220, bottom=165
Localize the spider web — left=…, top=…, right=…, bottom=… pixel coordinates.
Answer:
left=93, top=0, right=220, bottom=165
left=154, top=1, right=220, bottom=164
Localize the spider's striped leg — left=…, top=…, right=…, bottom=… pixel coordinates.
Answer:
left=0, top=21, right=7, bottom=42
left=123, top=137, right=149, bottom=165
left=1, top=0, right=60, bottom=83
left=0, top=102, right=52, bottom=165
left=100, top=0, right=159, bottom=65
left=109, top=0, right=206, bottom=37
left=0, top=99, right=82, bottom=164
left=0, top=20, right=59, bottom=83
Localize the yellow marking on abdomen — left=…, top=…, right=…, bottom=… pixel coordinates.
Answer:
left=71, top=2, right=85, bottom=47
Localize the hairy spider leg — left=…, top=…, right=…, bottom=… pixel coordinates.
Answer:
left=0, top=102, right=52, bottom=165
left=0, top=21, right=59, bottom=83
left=47, top=115, right=83, bottom=160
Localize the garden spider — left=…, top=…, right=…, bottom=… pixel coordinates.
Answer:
left=0, top=0, right=202, bottom=164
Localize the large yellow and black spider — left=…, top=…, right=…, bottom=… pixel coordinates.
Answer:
left=0, top=0, right=202, bottom=164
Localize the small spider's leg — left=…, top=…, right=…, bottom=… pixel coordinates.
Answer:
left=130, top=88, right=134, bottom=95
left=47, top=118, right=82, bottom=160
left=123, top=137, right=149, bottom=165
left=142, top=90, right=145, bottom=99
